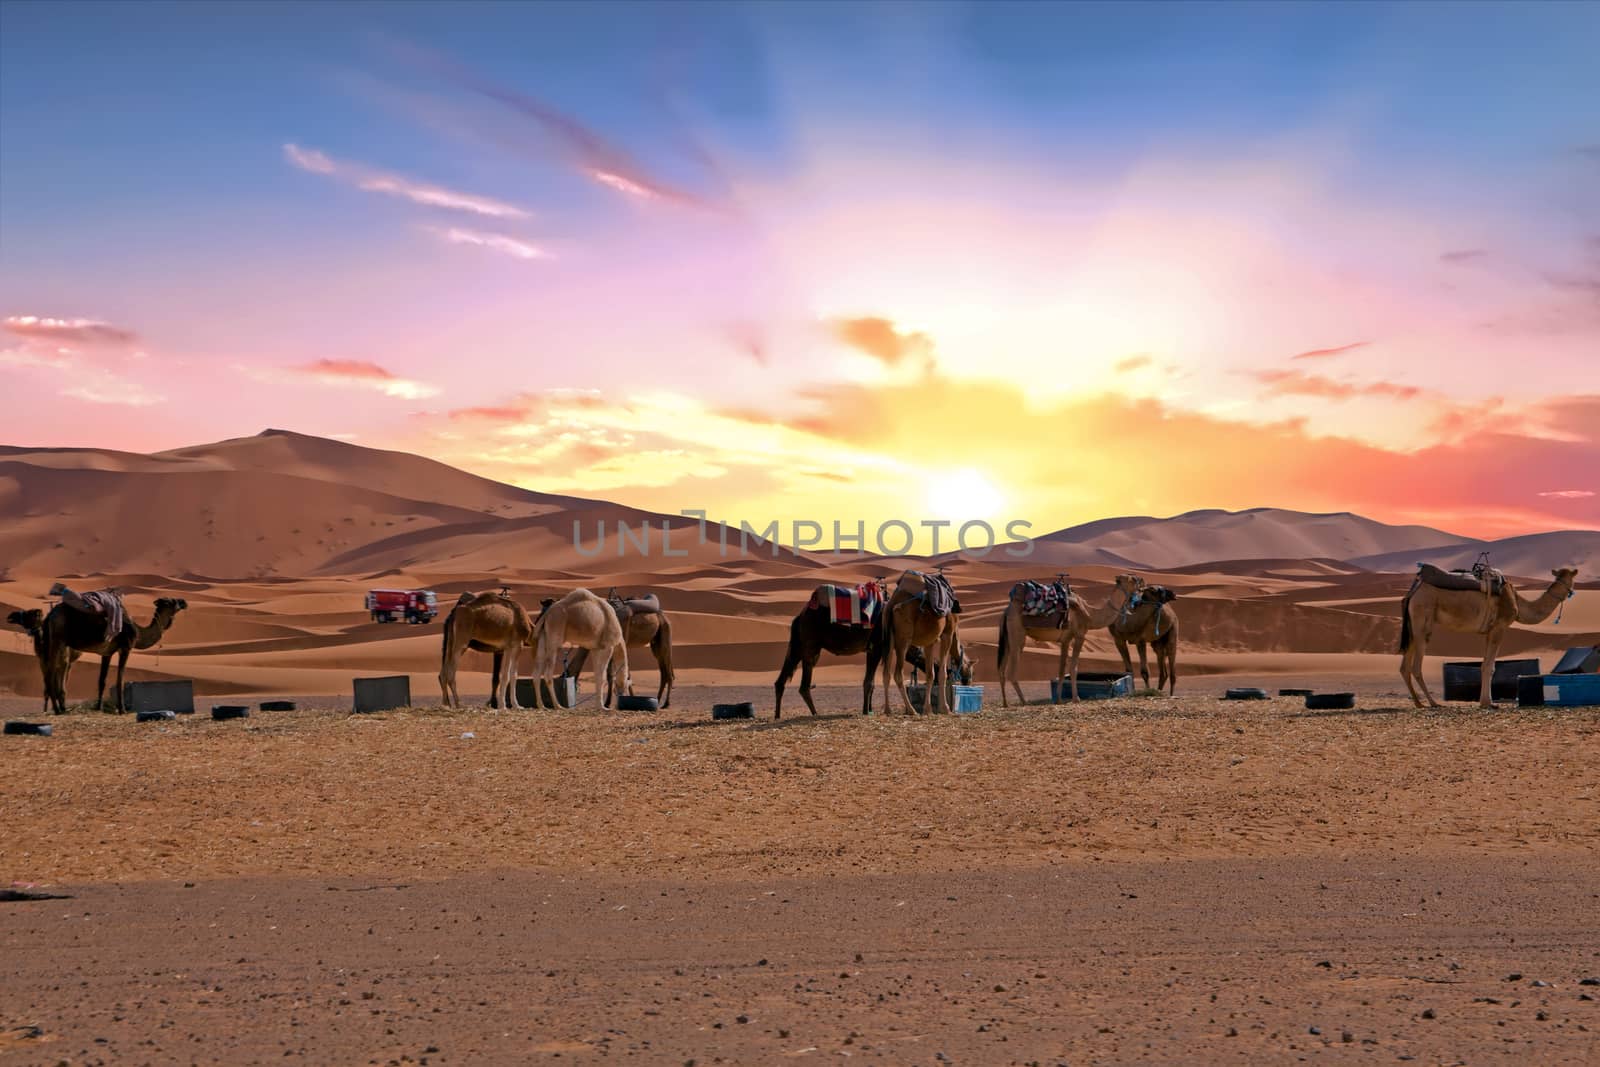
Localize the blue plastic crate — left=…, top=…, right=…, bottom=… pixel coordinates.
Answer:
left=1535, top=673, right=1600, bottom=707
left=905, top=683, right=982, bottom=712
left=1050, top=672, right=1133, bottom=701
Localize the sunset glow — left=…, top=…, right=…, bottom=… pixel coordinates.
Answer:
left=2, top=2, right=1596, bottom=547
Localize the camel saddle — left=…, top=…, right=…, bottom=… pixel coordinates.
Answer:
left=606, top=591, right=661, bottom=624
left=1016, top=578, right=1073, bottom=627
left=907, top=570, right=961, bottom=616
left=1416, top=563, right=1505, bottom=595
left=59, top=587, right=126, bottom=643
left=809, top=583, right=882, bottom=627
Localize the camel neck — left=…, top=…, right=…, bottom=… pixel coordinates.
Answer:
left=1516, top=576, right=1574, bottom=623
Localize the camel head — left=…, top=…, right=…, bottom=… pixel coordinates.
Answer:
left=7, top=608, right=44, bottom=634
left=1113, top=574, right=1146, bottom=596
left=952, top=640, right=975, bottom=684
left=1553, top=567, right=1579, bottom=586
left=154, top=597, right=188, bottom=623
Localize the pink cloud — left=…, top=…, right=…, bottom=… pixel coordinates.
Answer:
left=1538, top=489, right=1595, bottom=499
left=1255, top=369, right=1420, bottom=401
left=3, top=315, right=138, bottom=346
left=1290, top=341, right=1370, bottom=361
left=283, top=143, right=530, bottom=220
left=243, top=359, right=440, bottom=400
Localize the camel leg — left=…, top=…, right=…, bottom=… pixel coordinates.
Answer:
left=501, top=645, right=520, bottom=710
left=1409, top=623, right=1442, bottom=709
left=96, top=653, right=112, bottom=711
left=1068, top=632, right=1086, bottom=702
left=798, top=656, right=819, bottom=717
left=1113, top=634, right=1134, bottom=682
left=1135, top=641, right=1151, bottom=690
left=999, top=611, right=1020, bottom=707
left=1163, top=635, right=1178, bottom=696
left=114, top=646, right=129, bottom=713
left=438, top=651, right=455, bottom=708
left=892, top=638, right=916, bottom=716
left=918, top=641, right=939, bottom=714
left=1399, top=648, right=1423, bottom=710
left=591, top=646, right=616, bottom=710
left=774, top=643, right=800, bottom=720
left=1479, top=630, right=1504, bottom=710
left=651, top=626, right=674, bottom=708
left=862, top=634, right=884, bottom=717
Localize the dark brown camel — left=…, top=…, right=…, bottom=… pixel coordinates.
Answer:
left=40, top=595, right=188, bottom=713
left=566, top=591, right=676, bottom=707
left=774, top=584, right=890, bottom=718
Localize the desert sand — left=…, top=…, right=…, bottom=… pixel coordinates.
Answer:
left=3, top=431, right=1599, bottom=1064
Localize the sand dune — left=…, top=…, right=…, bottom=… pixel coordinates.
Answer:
left=2, top=432, right=1596, bottom=704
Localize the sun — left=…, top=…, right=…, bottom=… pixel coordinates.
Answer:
left=924, top=467, right=1006, bottom=523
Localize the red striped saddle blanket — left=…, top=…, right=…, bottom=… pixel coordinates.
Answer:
left=809, top=583, right=883, bottom=627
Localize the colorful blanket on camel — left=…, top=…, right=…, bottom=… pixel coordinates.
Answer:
left=810, top=582, right=883, bottom=627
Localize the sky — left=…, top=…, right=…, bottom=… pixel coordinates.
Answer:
left=2, top=0, right=1597, bottom=547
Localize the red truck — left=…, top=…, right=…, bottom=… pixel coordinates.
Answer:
left=365, top=589, right=439, bottom=624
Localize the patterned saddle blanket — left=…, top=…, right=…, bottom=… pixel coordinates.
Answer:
left=810, top=583, right=883, bottom=627
left=1015, top=579, right=1073, bottom=624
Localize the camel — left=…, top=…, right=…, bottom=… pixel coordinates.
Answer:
left=1107, top=575, right=1179, bottom=695
left=774, top=582, right=890, bottom=718
left=438, top=591, right=533, bottom=709
left=1399, top=566, right=1578, bottom=708
left=565, top=591, right=676, bottom=708
left=527, top=589, right=629, bottom=711
left=6, top=608, right=50, bottom=714
left=38, top=594, right=188, bottom=714
left=996, top=578, right=1138, bottom=706
left=880, top=570, right=964, bottom=715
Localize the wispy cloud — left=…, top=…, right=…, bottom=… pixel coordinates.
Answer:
left=1440, top=249, right=1489, bottom=264
left=429, top=225, right=547, bottom=260
left=1538, top=489, right=1595, bottom=499
left=3, top=314, right=138, bottom=346
left=391, top=42, right=720, bottom=211
left=244, top=359, right=440, bottom=400
left=283, top=143, right=530, bottom=220
left=1255, top=369, right=1421, bottom=401
left=1114, top=353, right=1153, bottom=374
left=61, top=380, right=165, bottom=407
left=1290, top=341, right=1370, bottom=361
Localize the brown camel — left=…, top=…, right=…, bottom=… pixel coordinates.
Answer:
left=6, top=608, right=50, bottom=714
left=39, top=594, right=188, bottom=714
left=438, top=591, right=533, bottom=709
left=1107, top=575, right=1179, bottom=695
left=1399, top=566, right=1578, bottom=708
left=565, top=591, right=676, bottom=707
left=996, top=578, right=1138, bottom=706
left=880, top=570, right=963, bottom=715
left=774, top=582, right=890, bottom=718
left=528, top=589, right=629, bottom=711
